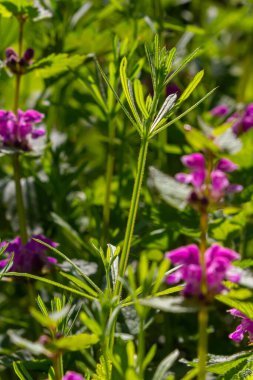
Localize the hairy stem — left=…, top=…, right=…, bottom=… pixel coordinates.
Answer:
left=53, top=354, right=64, bottom=380
left=114, top=137, right=149, bottom=298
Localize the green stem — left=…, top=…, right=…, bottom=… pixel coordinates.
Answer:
left=114, top=137, right=149, bottom=298
left=102, top=118, right=115, bottom=248
left=53, top=353, right=64, bottom=380
left=12, top=153, right=28, bottom=244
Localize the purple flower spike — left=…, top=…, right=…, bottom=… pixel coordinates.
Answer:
left=165, top=244, right=240, bottom=299
left=216, top=158, right=238, bottom=172
left=210, top=104, right=229, bottom=117
left=0, top=109, right=45, bottom=151
left=229, top=103, right=253, bottom=135
left=62, top=371, right=85, bottom=380
left=181, top=153, right=205, bottom=170
left=175, top=151, right=242, bottom=206
left=228, top=309, right=253, bottom=344
left=0, top=235, right=58, bottom=275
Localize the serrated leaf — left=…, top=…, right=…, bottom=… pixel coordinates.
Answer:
left=216, top=294, right=253, bottom=319
left=178, top=70, right=204, bottom=104
left=152, top=350, right=179, bottom=380
left=28, top=54, right=85, bottom=78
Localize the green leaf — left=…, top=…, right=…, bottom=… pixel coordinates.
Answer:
left=133, top=79, right=149, bottom=119
left=13, top=362, right=33, bottom=380
left=52, top=333, right=99, bottom=351
left=120, top=57, right=143, bottom=131
left=95, top=57, right=139, bottom=134
left=166, top=47, right=176, bottom=75
left=28, top=54, right=85, bottom=78
left=185, top=127, right=219, bottom=153
left=152, top=350, right=179, bottom=380
left=0, top=4, right=12, bottom=17
left=207, top=352, right=252, bottom=376
left=216, top=294, right=253, bottom=319
left=143, top=344, right=157, bottom=371
left=59, top=271, right=98, bottom=297
left=165, top=48, right=201, bottom=85
left=178, top=70, right=204, bottom=104
left=80, top=312, right=102, bottom=336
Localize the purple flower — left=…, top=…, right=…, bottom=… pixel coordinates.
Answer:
left=5, top=47, right=34, bottom=74
left=0, top=109, right=45, bottom=150
left=62, top=372, right=85, bottom=380
left=228, top=103, right=253, bottom=134
left=228, top=309, right=253, bottom=343
left=210, top=104, right=229, bottom=117
left=165, top=244, right=240, bottom=298
left=216, top=158, right=238, bottom=172
left=175, top=153, right=242, bottom=206
left=0, top=235, right=57, bottom=275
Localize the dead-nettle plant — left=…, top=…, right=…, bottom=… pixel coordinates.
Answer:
left=96, top=35, right=216, bottom=303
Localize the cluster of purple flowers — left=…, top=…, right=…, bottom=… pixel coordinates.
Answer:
left=165, top=244, right=240, bottom=298
left=0, top=235, right=57, bottom=274
left=175, top=153, right=242, bottom=206
left=0, top=109, right=45, bottom=150
left=62, top=372, right=85, bottom=380
left=228, top=309, right=253, bottom=344
left=5, top=47, right=34, bottom=75
left=211, top=103, right=253, bottom=134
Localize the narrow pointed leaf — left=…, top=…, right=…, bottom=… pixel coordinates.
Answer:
left=178, top=70, right=204, bottom=104
left=134, top=79, right=149, bottom=119
left=120, top=57, right=143, bottom=130
left=165, top=48, right=200, bottom=85
left=166, top=47, right=176, bottom=75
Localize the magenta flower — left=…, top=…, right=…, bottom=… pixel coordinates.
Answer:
left=0, top=109, right=45, bottom=150
left=228, top=309, right=253, bottom=343
left=175, top=153, right=242, bottom=206
left=210, top=104, right=229, bottom=117
left=165, top=244, right=240, bottom=298
left=228, top=103, right=253, bottom=134
left=62, top=372, right=85, bottom=380
left=0, top=235, right=57, bottom=275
